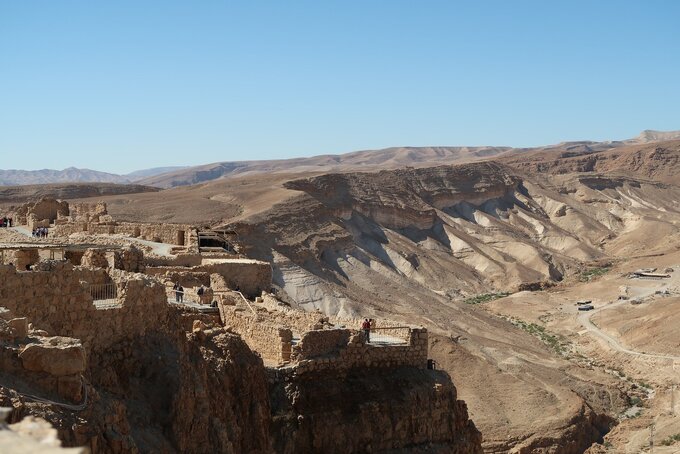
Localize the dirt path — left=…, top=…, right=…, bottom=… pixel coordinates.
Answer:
left=579, top=298, right=680, bottom=361
left=124, top=237, right=175, bottom=257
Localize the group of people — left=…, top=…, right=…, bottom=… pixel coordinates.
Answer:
left=32, top=227, right=49, bottom=238
left=172, top=282, right=216, bottom=306
left=0, top=217, right=12, bottom=227
left=361, top=318, right=375, bottom=342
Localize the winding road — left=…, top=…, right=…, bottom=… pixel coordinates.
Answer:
left=578, top=290, right=680, bottom=361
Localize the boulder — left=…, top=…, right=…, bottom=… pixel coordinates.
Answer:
left=19, top=340, right=86, bottom=376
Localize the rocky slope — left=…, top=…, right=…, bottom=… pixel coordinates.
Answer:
left=2, top=300, right=482, bottom=453
left=503, top=139, right=680, bottom=185
left=221, top=161, right=680, bottom=452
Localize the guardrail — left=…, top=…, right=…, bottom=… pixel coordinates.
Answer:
left=167, top=288, right=201, bottom=305
left=362, top=326, right=411, bottom=345
left=90, top=283, right=117, bottom=302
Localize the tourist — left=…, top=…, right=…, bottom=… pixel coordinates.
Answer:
left=362, top=318, right=371, bottom=343
left=197, top=285, right=207, bottom=304
left=176, top=284, right=184, bottom=303
left=173, top=282, right=180, bottom=302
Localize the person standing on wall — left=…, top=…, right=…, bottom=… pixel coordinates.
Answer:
left=362, top=318, right=371, bottom=343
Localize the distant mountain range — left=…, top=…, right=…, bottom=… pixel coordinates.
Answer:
left=1, top=130, right=678, bottom=188
left=0, top=166, right=187, bottom=186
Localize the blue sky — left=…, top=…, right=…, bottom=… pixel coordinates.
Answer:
left=1, top=1, right=679, bottom=174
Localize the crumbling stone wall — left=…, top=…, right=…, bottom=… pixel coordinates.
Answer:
left=145, top=267, right=211, bottom=288
left=0, top=308, right=86, bottom=403
left=0, top=263, right=168, bottom=353
left=66, top=202, right=108, bottom=223
left=219, top=307, right=292, bottom=365
left=52, top=221, right=196, bottom=247
left=200, top=260, right=272, bottom=298
left=113, top=246, right=145, bottom=273
left=145, top=253, right=203, bottom=267
left=292, top=328, right=429, bottom=374
left=11, top=249, right=40, bottom=271
left=80, top=248, right=111, bottom=269
left=143, top=260, right=271, bottom=298
left=14, top=198, right=69, bottom=226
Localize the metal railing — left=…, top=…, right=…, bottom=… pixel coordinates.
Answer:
left=167, top=288, right=200, bottom=305
left=235, top=290, right=257, bottom=315
left=362, top=326, right=411, bottom=345
left=90, top=283, right=117, bottom=302
left=90, top=282, right=121, bottom=309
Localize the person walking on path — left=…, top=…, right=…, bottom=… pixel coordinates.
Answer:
left=362, top=318, right=371, bottom=343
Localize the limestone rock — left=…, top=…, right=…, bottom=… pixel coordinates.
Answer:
left=19, top=340, right=86, bottom=376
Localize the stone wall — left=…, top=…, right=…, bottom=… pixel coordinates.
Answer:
left=0, top=262, right=168, bottom=354
left=145, top=267, right=211, bottom=288
left=0, top=308, right=86, bottom=404
left=218, top=296, right=427, bottom=371
left=291, top=328, right=429, bottom=374
left=219, top=306, right=292, bottom=365
left=198, top=260, right=272, bottom=298
left=143, top=260, right=272, bottom=299
left=14, top=198, right=69, bottom=226
left=145, top=253, right=203, bottom=267
left=80, top=248, right=111, bottom=269
left=51, top=221, right=196, bottom=247
left=66, top=201, right=108, bottom=223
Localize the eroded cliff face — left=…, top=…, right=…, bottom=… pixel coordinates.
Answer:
left=269, top=366, right=482, bottom=454
left=224, top=162, right=679, bottom=453
left=2, top=302, right=483, bottom=453
left=2, top=315, right=273, bottom=454
left=230, top=162, right=680, bottom=316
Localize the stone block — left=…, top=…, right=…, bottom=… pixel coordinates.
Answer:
left=19, top=341, right=86, bottom=376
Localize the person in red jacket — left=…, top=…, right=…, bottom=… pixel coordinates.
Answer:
left=361, top=318, right=371, bottom=343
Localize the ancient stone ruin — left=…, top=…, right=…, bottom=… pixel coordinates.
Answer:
left=0, top=197, right=483, bottom=453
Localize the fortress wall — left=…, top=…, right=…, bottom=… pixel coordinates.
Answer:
left=0, top=263, right=168, bottom=354
left=220, top=307, right=292, bottom=365
left=145, top=253, right=203, bottom=267
left=51, top=221, right=197, bottom=247
left=197, top=261, right=272, bottom=298
left=115, top=222, right=195, bottom=246
left=292, top=328, right=429, bottom=375
left=145, top=267, right=211, bottom=287
left=220, top=300, right=427, bottom=371
left=0, top=314, right=86, bottom=403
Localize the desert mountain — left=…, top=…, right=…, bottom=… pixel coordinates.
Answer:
left=2, top=130, right=678, bottom=188
left=134, top=130, right=680, bottom=188
left=502, top=139, right=680, bottom=184
left=124, top=166, right=189, bottom=180
left=0, top=167, right=131, bottom=186
left=5, top=132, right=680, bottom=452
left=0, top=166, right=186, bottom=186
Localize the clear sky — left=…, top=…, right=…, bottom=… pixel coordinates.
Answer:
left=1, top=1, right=679, bottom=174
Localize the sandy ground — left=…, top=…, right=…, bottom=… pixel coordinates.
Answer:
left=485, top=250, right=680, bottom=453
